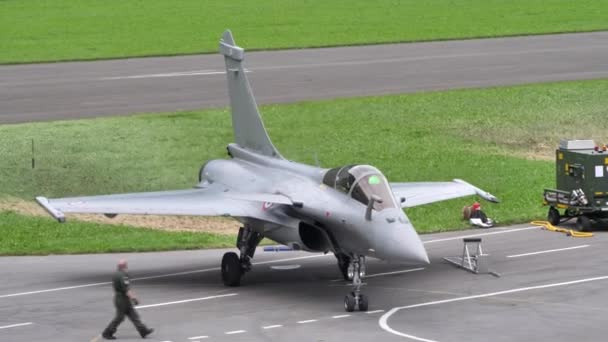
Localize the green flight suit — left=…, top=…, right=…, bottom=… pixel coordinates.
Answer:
left=102, top=270, right=149, bottom=337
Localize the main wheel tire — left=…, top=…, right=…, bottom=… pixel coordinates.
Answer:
left=576, top=216, right=592, bottom=232
left=221, top=252, right=242, bottom=287
left=358, top=294, right=369, bottom=312
left=344, top=293, right=356, bottom=312
left=548, top=207, right=560, bottom=226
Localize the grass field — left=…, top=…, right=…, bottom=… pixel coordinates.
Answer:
left=0, top=211, right=235, bottom=255
left=2, top=79, right=608, bottom=246
left=1, top=0, right=607, bottom=64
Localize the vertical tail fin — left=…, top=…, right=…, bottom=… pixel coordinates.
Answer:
left=219, top=30, right=283, bottom=159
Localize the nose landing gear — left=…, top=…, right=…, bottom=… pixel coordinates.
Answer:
left=343, top=255, right=368, bottom=312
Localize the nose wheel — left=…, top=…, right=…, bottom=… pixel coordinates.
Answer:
left=343, top=255, right=368, bottom=312
left=344, top=292, right=368, bottom=312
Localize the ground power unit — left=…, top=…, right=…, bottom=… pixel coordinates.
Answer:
left=544, top=139, right=608, bottom=231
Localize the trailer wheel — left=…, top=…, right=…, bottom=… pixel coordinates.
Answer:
left=576, top=216, right=592, bottom=232
left=547, top=207, right=560, bottom=226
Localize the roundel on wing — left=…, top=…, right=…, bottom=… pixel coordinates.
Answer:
left=262, top=202, right=274, bottom=211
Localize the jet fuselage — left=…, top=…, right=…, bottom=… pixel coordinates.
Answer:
left=198, top=143, right=429, bottom=265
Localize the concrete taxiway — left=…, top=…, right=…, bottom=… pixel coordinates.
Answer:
left=2, top=223, right=607, bottom=341
left=1, top=31, right=608, bottom=123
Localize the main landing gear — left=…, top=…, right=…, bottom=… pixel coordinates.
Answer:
left=335, top=253, right=350, bottom=280
left=342, top=255, right=368, bottom=312
left=221, top=226, right=263, bottom=286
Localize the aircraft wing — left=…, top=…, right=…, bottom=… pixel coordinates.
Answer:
left=35, top=183, right=295, bottom=223
left=390, top=179, right=499, bottom=208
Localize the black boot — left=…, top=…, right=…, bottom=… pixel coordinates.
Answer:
left=140, top=328, right=154, bottom=338
left=102, top=333, right=116, bottom=340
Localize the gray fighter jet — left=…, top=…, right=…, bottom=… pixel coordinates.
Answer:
left=36, top=30, right=498, bottom=312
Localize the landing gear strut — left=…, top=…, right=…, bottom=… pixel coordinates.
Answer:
left=335, top=253, right=351, bottom=280
left=221, top=226, right=263, bottom=286
left=343, top=255, right=368, bottom=312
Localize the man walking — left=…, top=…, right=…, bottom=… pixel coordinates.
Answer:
left=102, top=260, right=154, bottom=340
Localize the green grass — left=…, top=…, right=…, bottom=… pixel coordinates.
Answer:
left=0, top=211, right=235, bottom=255
left=2, top=79, right=608, bottom=237
left=1, top=0, right=608, bottom=64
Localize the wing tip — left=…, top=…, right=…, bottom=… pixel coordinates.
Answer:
left=35, top=196, right=66, bottom=223
left=453, top=179, right=500, bottom=203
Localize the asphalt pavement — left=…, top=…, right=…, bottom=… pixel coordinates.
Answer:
left=1, top=31, right=608, bottom=123
left=2, top=223, right=608, bottom=341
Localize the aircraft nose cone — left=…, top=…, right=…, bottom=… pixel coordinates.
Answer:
left=376, top=219, right=429, bottom=265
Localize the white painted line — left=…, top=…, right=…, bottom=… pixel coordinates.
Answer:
left=101, top=70, right=224, bottom=80
left=366, top=310, right=385, bottom=314
left=423, top=226, right=538, bottom=244
left=132, top=267, right=219, bottom=281
left=101, top=69, right=251, bottom=80
left=0, top=282, right=110, bottom=299
left=225, top=330, right=246, bottom=335
left=0, top=322, right=33, bottom=330
left=0, top=254, right=326, bottom=299
left=0, top=267, right=222, bottom=299
left=188, top=335, right=209, bottom=340
left=136, top=293, right=237, bottom=309
left=507, top=245, right=590, bottom=258
left=0, top=266, right=221, bottom=299
left=297, top=319, right=318, bottom=324
left=249, top=45, right=608, bottom=74
left=262, top=325, right=283, bottom=329
left=96, top=44, right=606, bottom=81
left=331, top=268, right=424, bottom=282
left=332, top=314, right=350, bottom=319
left=367, top=268, right=425, bottom=279
left=379, top=274, right=608, bottom=342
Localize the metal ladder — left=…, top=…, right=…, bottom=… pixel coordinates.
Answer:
left=444, top=238, right=498, bottom=276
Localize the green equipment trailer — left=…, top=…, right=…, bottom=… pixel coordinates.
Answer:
left=544, top=139, right=608, bottom=231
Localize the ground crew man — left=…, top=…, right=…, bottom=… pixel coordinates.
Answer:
left=469, top=202, right=494, bottom=228
left=102, top=259, right=154, bottom=340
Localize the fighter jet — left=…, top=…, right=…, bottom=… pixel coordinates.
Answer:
left=36, top=30, right=498, bottom=312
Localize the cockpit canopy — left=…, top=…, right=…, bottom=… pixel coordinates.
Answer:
left=322, top=165, right=397, bottom=211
